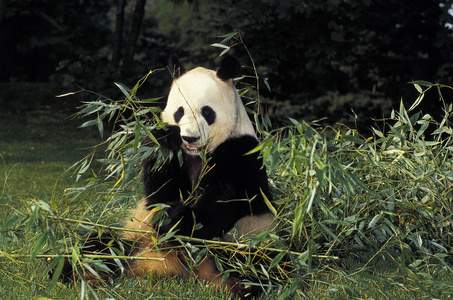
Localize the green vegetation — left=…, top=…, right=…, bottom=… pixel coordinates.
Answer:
left=1, top=42, right=453, bottom=299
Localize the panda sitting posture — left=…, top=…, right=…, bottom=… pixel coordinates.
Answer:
left=54, top=56, right=275, bottom=299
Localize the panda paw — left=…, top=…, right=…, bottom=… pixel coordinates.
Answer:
left=231, top=279, right=261, bottom=299
left=46, top=256, right=110, bottom=286
left=147, top=125, right=182, bottom=151
left=46, top=256, right=75, bottom=283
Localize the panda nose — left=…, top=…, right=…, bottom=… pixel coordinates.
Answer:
left=181, top=136, right=200, bottom=144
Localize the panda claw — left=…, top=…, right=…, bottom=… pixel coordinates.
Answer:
left=239, top=283, right=258, bottom=299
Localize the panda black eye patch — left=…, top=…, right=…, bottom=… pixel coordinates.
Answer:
left=174, top=106, right=184, bottom=123
left=201, top=106, right=216, bottom=125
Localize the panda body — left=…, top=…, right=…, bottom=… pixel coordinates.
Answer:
left=54, top=57, right=275, bottom=299
left=126, top=134, right=273, bottom=240
left=126, top=56, right=275, bottom=243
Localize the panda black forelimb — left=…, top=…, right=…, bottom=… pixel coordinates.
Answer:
left=144, top=125, right=182, bottom=151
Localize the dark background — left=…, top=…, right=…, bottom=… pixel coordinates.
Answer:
left=1, top=0, right=452, bottom=133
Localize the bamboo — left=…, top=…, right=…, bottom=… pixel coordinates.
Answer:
left=45, top=215, right=339, bottom=260
left=0, top=251, right=164, bottom=261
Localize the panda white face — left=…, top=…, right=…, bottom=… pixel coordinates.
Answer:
left=161, top=66, right=256, bottom=155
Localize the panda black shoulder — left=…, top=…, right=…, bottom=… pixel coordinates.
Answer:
left=208, top=134, right=265, bottom=179
left=208, top=134, right=271, bottom=215
left=211, top=134, right=260, bottom=159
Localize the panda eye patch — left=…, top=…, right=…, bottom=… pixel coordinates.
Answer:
left=201, top=106, right=216, bottom=125
left=174, top=106, right=184, bottom=123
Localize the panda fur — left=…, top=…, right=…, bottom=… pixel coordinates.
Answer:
left=53, top=56, right=276, bottom=299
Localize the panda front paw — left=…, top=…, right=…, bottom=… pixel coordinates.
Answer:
left=46, top=256, right=76, bottom=284
left=230, top=278, right=261, bottom=299
left=147, top=125, right=182, bottom=152
left=157, top=201, right=190, bottom=234
left=46, top=255, right=110, bottom=286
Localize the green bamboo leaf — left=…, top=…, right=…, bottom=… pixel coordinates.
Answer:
left=2, top=215, right=18, bottom=229
left=141, top=123, right=160, bottom=146
left=37, top=200, right=53, bottom=214
left=134, top=120, right=141, bottom=148
left=318, top=221, right=341, bottom=243
left=219, top=48, right=231, bottom=56
left=82, top=262, right=102, bottom=279
left=140, top=97, right=164, bottom=104
left=47, top=256, right=65, bottom=291
left=31, top=231, right=48, bottom=261
left=409, top=80, right=433, bottom=87
left=194, top=248, right=208, bottom=265
left=216, top=32, right=238, bottom=38
left=277, top=287, right=292, bottom=300
left=211, top=43, right=229, bottom=49
left=264, top=78, right=271, bottom=92
left=79, top=119, right=97, bottom=128
left=97, top=117, right=104, bottom=139
left=368, top=213, right=382, bottom=228
left=221, top=270, right=231, bottom=284
left=71, top=247, right=80, bottom=265
left=359, top=271, right=388, bottom=282
left=342, top=134, right=365, bottom=145
left=414, top=83, right=423, bottom=93
left=244, top=140, right=266, bottom=155
left=214, top=254, right=224, bottom=272
left=25, top=205, right=39, bottom=233
left=219, top=35, right=233, bottom=44
left=157, top=231, right=176, bottom=244
left=409, top=93, right=424, bottom=112
left=114, top=82, right=132, bottom=100
left=78, top=103, right=104, bottom=115
left=269, top=251, right=286, bottom=269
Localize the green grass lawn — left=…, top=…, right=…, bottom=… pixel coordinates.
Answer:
left=1, top=91, right=453, bottom=299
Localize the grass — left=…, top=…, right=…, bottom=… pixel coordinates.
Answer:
left=1, top=79, right=453, bottom=300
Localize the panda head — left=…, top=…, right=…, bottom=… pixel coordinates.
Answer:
left=161, top=56, right=256, bottom=155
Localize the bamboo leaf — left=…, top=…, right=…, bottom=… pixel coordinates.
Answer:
left=214, top=254, right=224, bottom=272
left=47, top=256, right=65, bottom=291
left=269, top=251, right=286, bottom=269
left=409, top=80, right=433, bottom=87
left=368, top=213, right=382, bottom=228
left=114, top=82, right=133, bottom=100
left=211, top=43, right=229, bottom=49
left=342, top=134, right=365, bottom=145
left=31, top=232, right=48, bottom=261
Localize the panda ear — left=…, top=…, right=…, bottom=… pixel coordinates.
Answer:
left=168, top=55, right=186, bottom=79
left=216, top=56, right=241, bottom=81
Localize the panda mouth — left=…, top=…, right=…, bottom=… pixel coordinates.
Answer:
left=186, top=145, right=200, bottom=151
left=183, top=144, right=204, bottom=155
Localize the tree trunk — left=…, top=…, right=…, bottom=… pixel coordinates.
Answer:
left=112, top=0, right=126, bottom=68
left=124, top=0, right=146, bottom=65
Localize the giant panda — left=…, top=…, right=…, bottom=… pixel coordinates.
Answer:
left=51, top=56, right=276, bottom=299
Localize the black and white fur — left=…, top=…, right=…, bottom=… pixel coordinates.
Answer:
left=52, top=56, right=275, bottom=299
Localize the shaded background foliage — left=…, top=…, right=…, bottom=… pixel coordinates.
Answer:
left=1, top=0, right=453, bottom=131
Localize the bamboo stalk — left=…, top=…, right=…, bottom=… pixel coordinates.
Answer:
left=0, top=251, right=164, bottom=261
left=46, top=215, right=339, bottom=260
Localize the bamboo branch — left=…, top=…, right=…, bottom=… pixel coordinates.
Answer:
left=0, top=252, right=163, bottom=261
left=45, top=215, right=339, bottom=260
